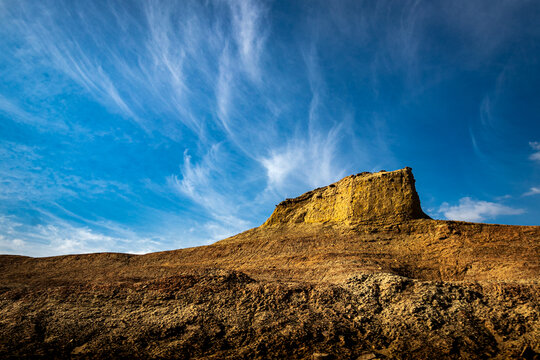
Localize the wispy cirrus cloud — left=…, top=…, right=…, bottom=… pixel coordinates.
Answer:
left=523, top=187, right=540, bottom=196
left=12, top=4, right=136, bottom=118
left=529, top=142, right=540, bottom=162
left=260, top=125, right=346, bottom=193
left=439, top=197, right=524, bottom=222
left=0, top=140, right=129, bottom=201
left=255, top=41, right=357, bottom=196
left=0, top=95, right=68, bottom=131
left=215, top=45, right=235, bottom=135
left=4, top=1, right=244, bottom=139
left=213, top=0, right=271, bottom=149
left=226, top=0, right=268, bottom=80
left=169, top=146, right=228, bottom=217
left=0, top=214, right=160, bottom=257
left=168, top=145, right=252, bottom=239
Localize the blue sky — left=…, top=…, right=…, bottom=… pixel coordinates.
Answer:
left=1, top=0, right=539, bottom=256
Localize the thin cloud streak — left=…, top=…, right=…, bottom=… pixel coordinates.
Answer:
left=0, top=214, right=160, bottom=257
left=0, top=95, right=67, bottom=131
left=523, top=187, right=540, bottom=196
left=0, top=140, right=130, bottom=202
left=168, top=146, right=252, bottom=237
left=530, top=142, right=540, bottom=162
left=226, top=0, right=268, bottom=81
left=216, top=45, right=235, bottom=135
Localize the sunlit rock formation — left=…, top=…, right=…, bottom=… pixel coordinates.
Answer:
left=263, top=167, right=430, bottom=226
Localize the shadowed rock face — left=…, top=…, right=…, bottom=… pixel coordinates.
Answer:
left=263, top=167, right=430, bottom=227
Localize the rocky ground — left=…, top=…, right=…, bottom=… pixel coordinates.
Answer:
left=1, top=269, right=538, bottom=359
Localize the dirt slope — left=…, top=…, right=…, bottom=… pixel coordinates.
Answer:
left=0, top=168, right=539, bottom=359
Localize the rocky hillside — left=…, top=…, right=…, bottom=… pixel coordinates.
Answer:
left=0, top=168, right=539, bottom=359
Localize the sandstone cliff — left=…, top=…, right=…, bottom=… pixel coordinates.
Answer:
left=263, top=167, right=430, bottom=226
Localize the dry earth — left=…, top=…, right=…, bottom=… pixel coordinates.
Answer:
left=0, top=168, right=538, bottom=359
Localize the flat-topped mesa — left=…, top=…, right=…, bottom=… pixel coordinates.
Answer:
left=262, top=167, right=430, bottom=227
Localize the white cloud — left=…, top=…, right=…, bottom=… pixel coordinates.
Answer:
left=479, top=94, right=496, bottom=129
left=258, top=43, right=350, bottom=194
left=5, top=1, right=246, bottom=139
left=23, top=15, right=136, bottom=120
left=5, top=2, right=134, bottom=121
left=439, top=197, right=524, bottom=222
left=168, top=146, right=252, bottom=236
left=529, top=141, right=540, bottom=162
left=170, top=147, right=223, bottom=214
left=226, top=0, right=267, bottom=80
left=0, top=140, right=130, bottom=201
left=212, top=0, right=269, bottom=146
left=260, top=148, right=300, bottom=189
left=260, top=124, right=345, bottom=193
left=0, top=94, right=67, bottom=131
left=201, top=221, right=241, bottom=245
left=0, top=215, right=160, bottom=257
left=216, top=45, right=234, bottom=134
left=523, top=187, right=540, bottom=196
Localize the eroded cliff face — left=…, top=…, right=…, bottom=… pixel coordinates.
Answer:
left=263, top=167, right=430, bottom=226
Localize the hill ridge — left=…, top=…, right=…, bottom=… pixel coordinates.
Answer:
left=1, top=167, right=539, bottom=359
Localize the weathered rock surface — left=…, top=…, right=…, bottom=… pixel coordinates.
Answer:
left=263, top=168, right=430, bottom=226
left=1, top=269, right=537, bottom=359
left=0, top=168, right=539, bottom=359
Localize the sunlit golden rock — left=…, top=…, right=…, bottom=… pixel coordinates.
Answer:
left=263, top=167, right=430, bottom=226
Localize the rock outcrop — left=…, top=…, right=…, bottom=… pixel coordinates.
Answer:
left=263, top=167, right=430, bottom=226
